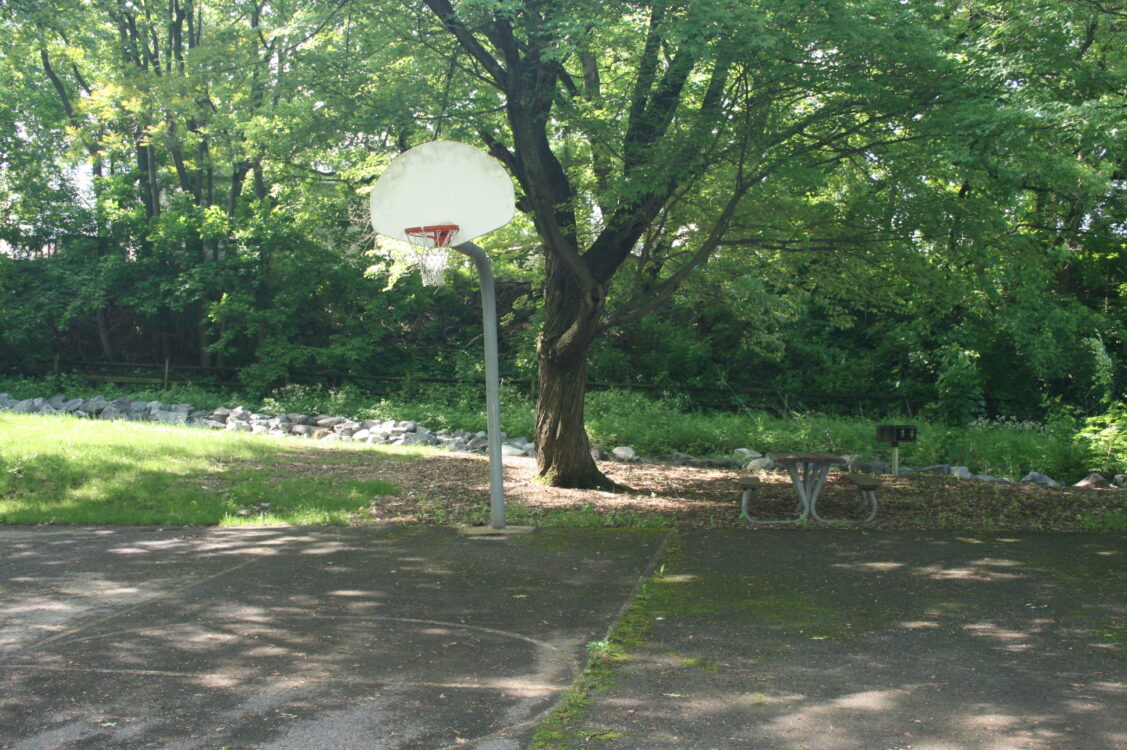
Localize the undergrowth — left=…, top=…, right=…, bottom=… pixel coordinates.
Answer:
left=0, top=376, right=1111, bottom=482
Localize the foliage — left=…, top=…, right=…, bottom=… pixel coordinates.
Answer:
left=929, top=348, right=987, bottom=427
left=1075, top=405, right=1127, bottom=477
left=0, top=0, right=1124, bottom=468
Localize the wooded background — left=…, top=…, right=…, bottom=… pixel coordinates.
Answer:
left=2, top=0, right=1123, bottom=427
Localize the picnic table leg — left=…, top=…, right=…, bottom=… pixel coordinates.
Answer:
left=807, top=464, right=834, bottom=523
left=855, top=488, right=878, bottom=523
left=786, top=463, right=812, bottom=521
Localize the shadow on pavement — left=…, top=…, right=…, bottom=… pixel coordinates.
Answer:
left=1, top=526, right=667, bottom=749
left=575, top=531, right=1126, bottom=750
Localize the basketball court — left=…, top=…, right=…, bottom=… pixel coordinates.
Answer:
left=1, top=526, right=667, bottom=749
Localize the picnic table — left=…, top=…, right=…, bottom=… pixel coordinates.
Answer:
left=740, top=452, right=879, bottom=524
left=769, top=452, right=842, bottom=523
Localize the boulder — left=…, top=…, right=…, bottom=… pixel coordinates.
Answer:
left=80, top=396, right=109, bottom=415
left=611, top=446, right=637, bottom=461
left=951, top=466, right=974, bottom=480
left=850, top=460, right=892, bottom=475
left=99, top=404, right=127, bottom=420
left=1021, top=471, right=1061, bottom=488
left=1115, top=474, right=1127, bottom=489
left=733, top=448, right=762, bottom=460
left=1074, top=473, right=1110, bottom=489
left=501, top=444, right=526, bottom=457
left=151, top=408, right=189, bottom=425
left=56, top=398, right=85, bottom=413
left=442, top=438, right=470, bottom=453
left=745, top=457, right=774, bottom=472
left=400, top=431, right=437, bottom=447
left=13, top=398, right=45, bottom=413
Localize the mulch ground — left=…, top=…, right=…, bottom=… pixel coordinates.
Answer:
left=337, top=452, right=1126, bottom=531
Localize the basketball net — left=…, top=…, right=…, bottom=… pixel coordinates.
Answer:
left=404, top=224, right=458, bottom=286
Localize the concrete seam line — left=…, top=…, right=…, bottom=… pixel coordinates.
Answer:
left=600, top=528, right=676, bottom=643
left=22, top=556, right=264, bottom=651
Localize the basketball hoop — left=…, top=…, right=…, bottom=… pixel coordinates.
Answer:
left=404, top=224, right=458, bottom=286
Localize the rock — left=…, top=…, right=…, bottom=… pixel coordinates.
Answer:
left=352, top=429, right=371, bottom=442
left=745, top=457, right=774, bottom=472
left=611, top=446, right=637, bottom=461
left=733, top=448, right=762, bottom=460
left=1021, top=471, right=1061, bottom=488
left=316, top=415, right=346, bottom=428
left=850, top=460, right=892, bottom=475
left=99, top=404, right=127, bottom=420
left=57, top=397, right=85, bottom=413
left=916, top=465, right=952, bottom=475
left=501, top=444, right=526, bottom=457
left=151, top=408, right=189, bottom=425
left=1115, top=474, right=1127, bottom=489
left=1074, top=473, right=1110, bottom=489
left=311, top=428, right=334, bottom=439
left=80, top=396, right=109, bottom=415
left=669, top=452, right=697, bottom=466
left=400, top=431, right=437, bottom=447
left=951, top=466, right=974, bottom=479
left=590, top=446, right=608, bottom=461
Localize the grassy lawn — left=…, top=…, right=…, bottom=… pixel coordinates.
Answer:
left=0, top=413, right=401, bottom=525
left=3, top=411, right=1125, bottom=530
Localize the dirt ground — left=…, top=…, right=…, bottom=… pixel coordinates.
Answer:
left=343, top=452, right=1126, bottom=531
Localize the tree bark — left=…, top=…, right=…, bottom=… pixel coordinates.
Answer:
left=533, top=253, right=616, bottom=488
left=534, top=344, right=612, bottom=488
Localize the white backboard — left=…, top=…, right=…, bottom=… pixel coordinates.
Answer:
left=369, top=140, right=515, bottom=246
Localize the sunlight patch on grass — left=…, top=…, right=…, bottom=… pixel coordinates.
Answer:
left=0, top=413, right=403, bottom=526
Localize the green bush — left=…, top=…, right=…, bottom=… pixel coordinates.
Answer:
left=1075, top=405, right=1127, bottom=477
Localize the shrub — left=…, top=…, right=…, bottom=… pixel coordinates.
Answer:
left=1075, top=405, right=1127, bottom=477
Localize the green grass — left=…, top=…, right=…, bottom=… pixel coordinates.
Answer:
left=2, top=377, right=1109, bottom=482
left=0, top=413, right=400, bottom=526
left=532, top=534, right=678, bottom=749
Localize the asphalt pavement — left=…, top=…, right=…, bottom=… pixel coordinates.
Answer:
left=2, top=527, right=1124, bottom=750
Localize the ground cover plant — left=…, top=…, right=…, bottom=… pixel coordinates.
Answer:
left=0, top=414, right=401, bottom=526
left=1, top=411, right=1124, bottom=531
left=5, top=375, right=1108, bottom=481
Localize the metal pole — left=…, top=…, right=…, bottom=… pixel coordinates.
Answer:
left=454, top=241, right=505, bottom=529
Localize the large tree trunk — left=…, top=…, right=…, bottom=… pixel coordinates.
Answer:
left=534, top=346, right=611, bottom=489
left=533, top=255, right=616, bottom=489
